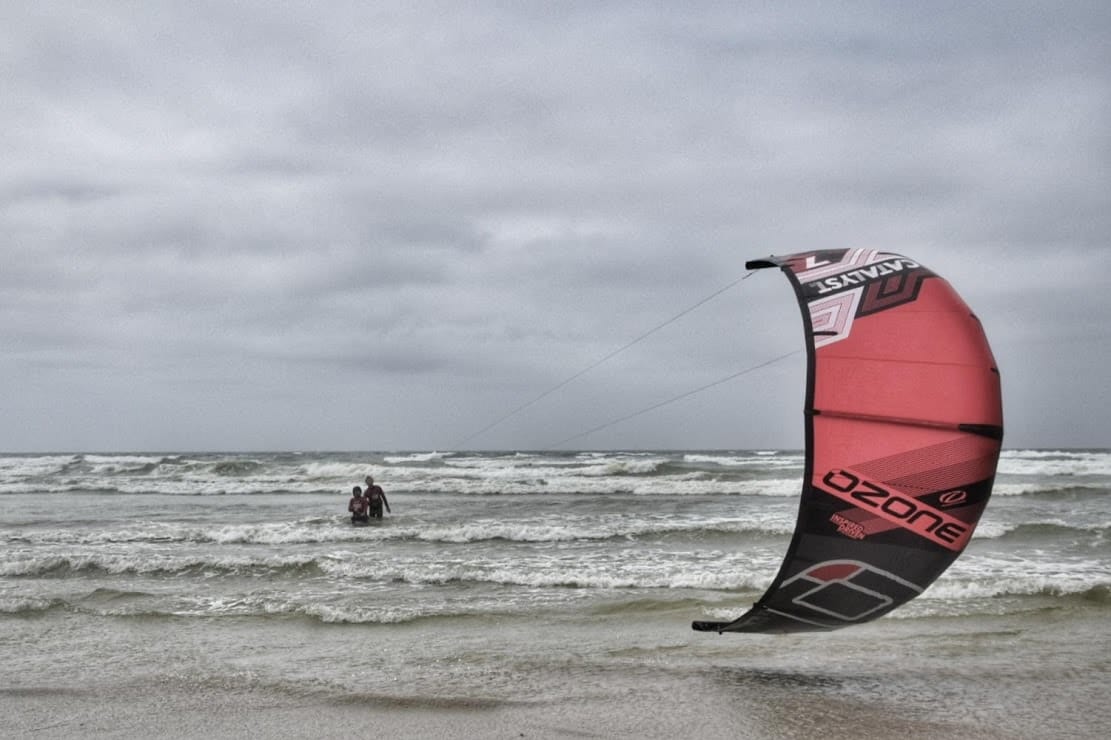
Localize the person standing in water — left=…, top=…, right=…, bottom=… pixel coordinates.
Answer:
left=348, top=485, right=370, bottom=524
left=364, top=475, right=390, bottom=518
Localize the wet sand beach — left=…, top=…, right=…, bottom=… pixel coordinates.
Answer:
left=0, top=672, right=1039, bottom=740
left=3, top=605, right=1108, bottom=740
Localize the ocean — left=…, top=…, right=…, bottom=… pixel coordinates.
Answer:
left=2, top=449, right=1109, bottom=738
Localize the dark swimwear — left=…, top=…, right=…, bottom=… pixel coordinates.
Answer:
left=349, top=494, right=369, bottom=523
left=365, top=485, right=388, bottom=518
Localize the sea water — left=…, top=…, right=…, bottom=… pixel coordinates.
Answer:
left=1, top=449, right=1109, bottom=738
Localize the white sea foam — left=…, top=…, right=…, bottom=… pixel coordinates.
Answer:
left=0, top=594, right=59, bottom=614
left=382, top=451, right=452, bottom=464
left=922, top=572, right=1111, bottom=601
left=0, top=550, right=322, bottom=577
left=0, top=454, right=78, bottom=479
left=297, top=460, right=373, bottom=480
left=921, top=553, right=1111, bottom=599
left=402, top=513, right=795, bottom=544
left=969, top=520, right=1009, bottom=539
left=684, top=452, right=803, bottom=468
left=998, top=449, right=1111, bottom=478
left=314, top=550, right=780, bottom=592
left=0, top=506, right=797, bottom=549
left=381, top=472, right=802, bottom=496
left=78, top=454, right=168, bottom=473
left=992, top=480, right=1108, bottom=496
left=14, top=449, right=1097, bottom=500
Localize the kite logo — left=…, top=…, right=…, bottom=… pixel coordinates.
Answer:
left=938, top=490, right=968, bottom=507
left=806, top=257, right=921, bottom=297
left=820, top=469, right=971, bottom=550
left=778, top=560, right=923, bottom=623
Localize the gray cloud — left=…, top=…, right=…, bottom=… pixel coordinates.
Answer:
left=1, top=1, right=1108, bottom=451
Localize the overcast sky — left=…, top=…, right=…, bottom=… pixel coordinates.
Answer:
left=2, top=1, right=1108, bottom=452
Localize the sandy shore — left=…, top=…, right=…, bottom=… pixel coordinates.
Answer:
left=2, top=685, right=737, bottom=739
left=4, top=608, right=1107, bottom=740
left=2, top=676, right=1036, bottom=740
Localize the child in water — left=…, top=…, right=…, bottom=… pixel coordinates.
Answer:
left=348, top=485, right=369, bottom=524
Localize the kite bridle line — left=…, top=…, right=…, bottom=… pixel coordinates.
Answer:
left=451, top=270, right=760, bottom=450
left=543, top=348, right=801, bottom=450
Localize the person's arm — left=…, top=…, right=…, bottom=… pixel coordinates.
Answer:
left=382, top=490, right=391, bottom=513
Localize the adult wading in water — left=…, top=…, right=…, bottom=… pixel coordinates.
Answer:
left=364, top=475, right=390, bottom=518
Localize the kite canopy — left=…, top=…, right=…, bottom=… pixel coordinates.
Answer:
left=695, top=249, right=1003, bottom=634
